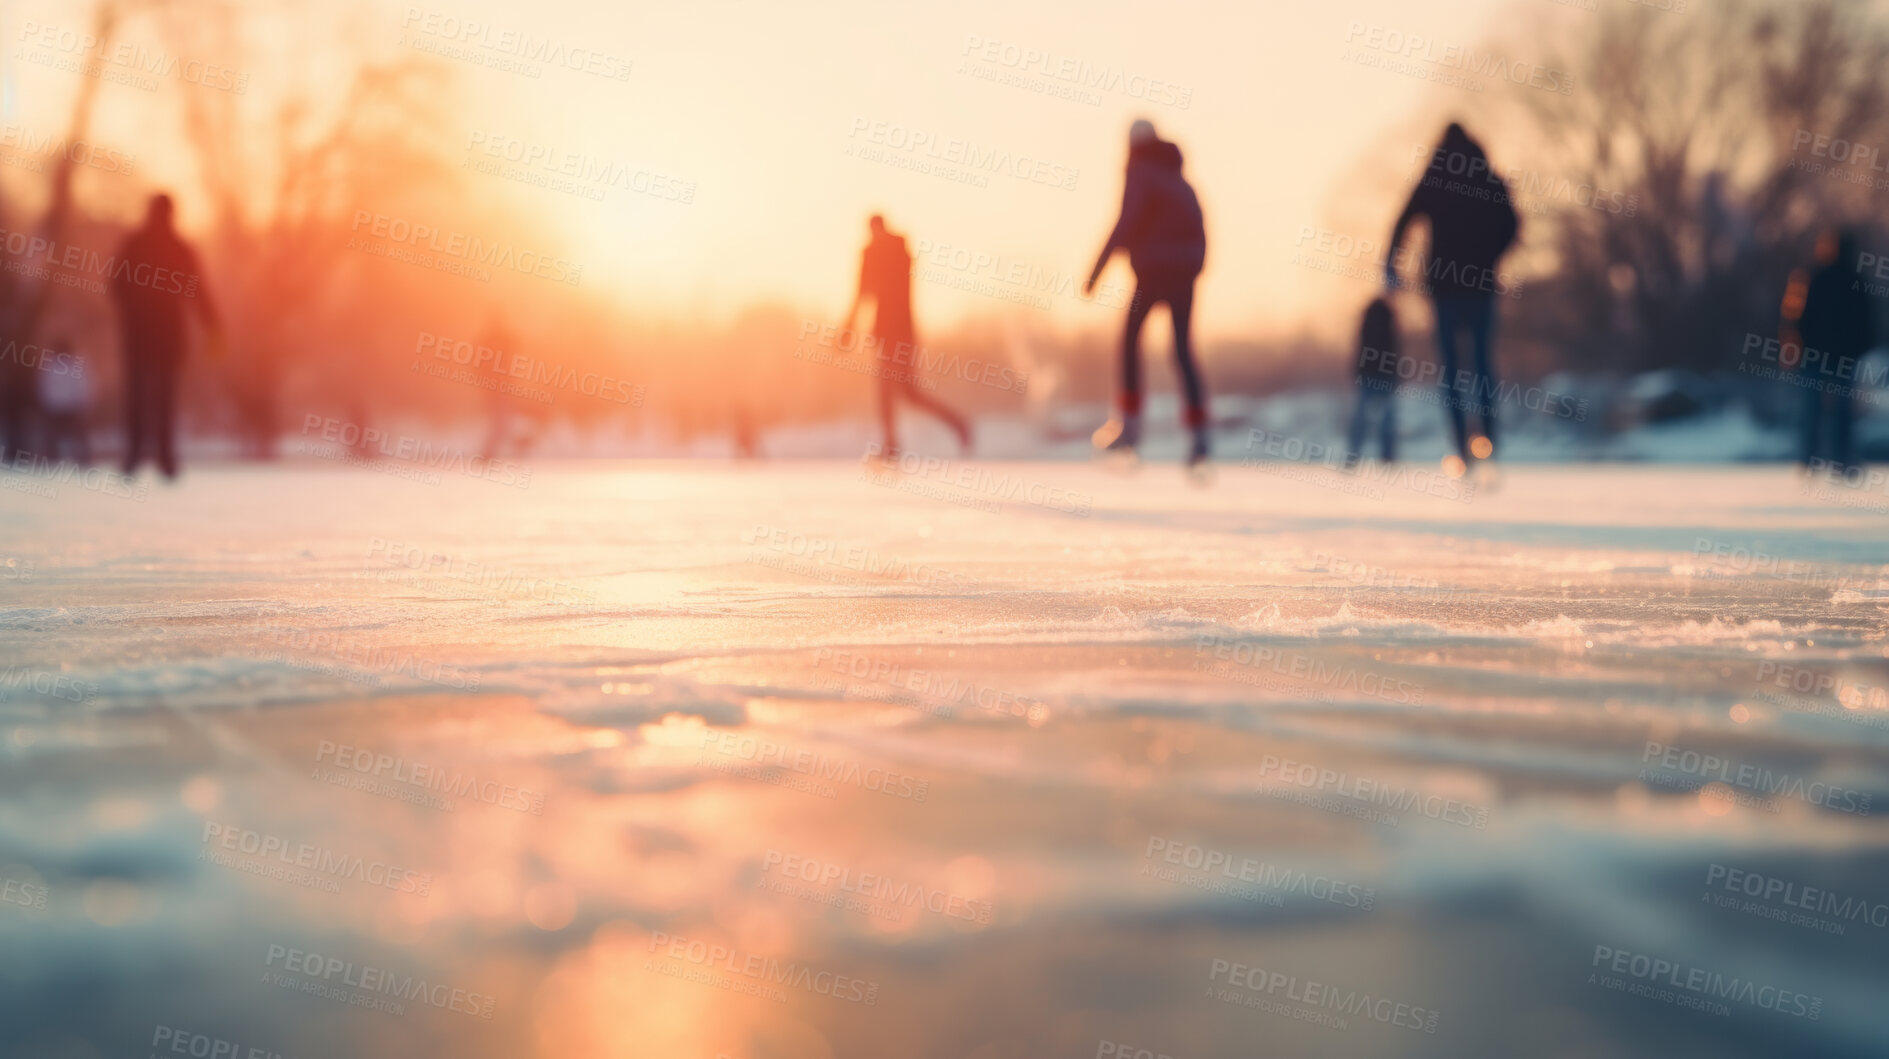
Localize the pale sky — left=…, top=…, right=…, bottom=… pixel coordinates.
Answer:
left=16, top=0, right=1561, bottom=340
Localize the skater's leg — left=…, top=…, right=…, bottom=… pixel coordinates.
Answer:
left=1379, top=386, right=1398, bottom=462
left=877, top=368, right=899, bottom=454
left=1121, top=284, right=1154, bottom=420
left=1467, top=296, right=1498, bottom=453
left=154, top=356, right=181, bottom=478
left=1432, top=298, right=1470, bottom=462
left=896, top=378, right=971, bottom=450
left=122, top=355, right=147, bottom=474
left=1345, top=384, right=1372, bottom=464
left=1167, top=276, right=1206, bottom=429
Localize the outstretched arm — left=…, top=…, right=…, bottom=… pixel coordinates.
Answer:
left=1384, top=185, right=1426, bottom=288
left=842, top=250, right=869, bottom=339
left=1086, top=169, right=1148, bottom=295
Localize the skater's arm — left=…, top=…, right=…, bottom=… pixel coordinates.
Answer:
left=1385, top=185, right=1427, bottom=286
left=841, top=251, right=870, bottom=343
left=1087, top=169, right=1147, bottom=295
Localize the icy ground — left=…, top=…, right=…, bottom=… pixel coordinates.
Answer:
left=1, top=459, right=1887, bottom=1058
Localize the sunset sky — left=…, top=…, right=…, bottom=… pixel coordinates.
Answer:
left=10, top=0, right=1573, bottom=341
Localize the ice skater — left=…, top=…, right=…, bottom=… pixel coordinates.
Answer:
left=1780, top=228, right=1871, bottom=476
left=1384, top=122, right=1518, bottom=474
left=842, top=214, right=971, bottom=457
left=1345, top=297, right=1401, bottom=467
left=1085, top=118, right=1210, bottom=468
left=113, top=193, right=221, bottom=478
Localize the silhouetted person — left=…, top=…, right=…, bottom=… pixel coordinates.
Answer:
left=842, top=214, right=970, bottom=456
left=1386, top=123, right=1518, bottom=470
left=1783, top=228, right=1872, bottom=473
left=36, top=340, right=91, bottom=465
left=0, top=319, right=36, bottom=461
left=479, top=315, right=530, bottom=460
left=1346, top=297, right=1401, bottom=467
left=1086, top=118, right=1210, bottom=467
left=113, top=193, right=218, bottom=478
left=732, top=408, right=759, bottom=459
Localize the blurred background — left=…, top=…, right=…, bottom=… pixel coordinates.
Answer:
left=2, top=0, right=1888, bottom=458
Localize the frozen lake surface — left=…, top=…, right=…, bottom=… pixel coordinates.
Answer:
left=2, top=459, right=1887, bottom=1058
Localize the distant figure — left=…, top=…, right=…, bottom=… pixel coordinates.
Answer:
left=1345, top=297, right=1401, bottom=467
left=1085, top=118, right=1210, bottom=467
left=732, top=408, right=759, bottom=459
left=112, top=193, right=219, bottom=478
left=478, top=315, right=529, bottom=460
left=35, top=341, right=91, bottom=465
left=1782, top=228, right=1872, bottom=473
left=0, top=318, right=36, bottom=461
left=1386, top=123, right=1518, bottom=471
left=842, top=214, right=971, bottom=456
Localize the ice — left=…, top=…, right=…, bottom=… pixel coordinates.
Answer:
left=1, top=461, right=1887, bottom=1057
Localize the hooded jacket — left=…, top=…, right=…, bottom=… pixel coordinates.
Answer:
left=1102, top=138, right=1206, bottom=278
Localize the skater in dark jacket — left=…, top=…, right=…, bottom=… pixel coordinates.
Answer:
left=1783, top=228, right=1873, bottom=474
left=113, top=193, right=220, bottom=478
left=1345, top=297, right=1401, bottom=467
left=1385, top=123, right=1518, bottom=469
left=1085, top=119, right=1210, bottom=466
